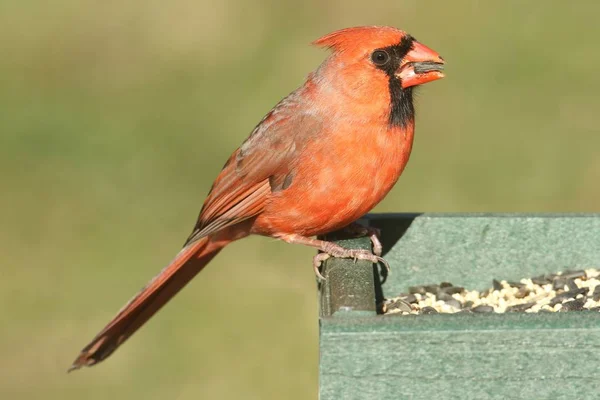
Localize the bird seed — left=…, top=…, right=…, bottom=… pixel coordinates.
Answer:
left=381, top=268, right=600, bottom=315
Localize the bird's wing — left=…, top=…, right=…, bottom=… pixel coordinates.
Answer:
left=184, top=96, right=322, bottom=245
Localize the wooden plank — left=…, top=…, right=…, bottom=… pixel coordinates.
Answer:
left=320, top=312, right=600, bottom=400
left=318, top=234, right=376, bottom=317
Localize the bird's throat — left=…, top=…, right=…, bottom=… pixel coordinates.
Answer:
left=388, top=79, right=414, bottom=129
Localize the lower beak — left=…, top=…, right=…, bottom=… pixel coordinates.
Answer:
left=397, top=41, right=445, bottom=89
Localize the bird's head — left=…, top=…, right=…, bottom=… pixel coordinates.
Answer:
left=312, top=26, right=445, bottom=127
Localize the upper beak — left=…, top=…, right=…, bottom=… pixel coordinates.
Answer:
left=397, top=41, right=445, bottom=89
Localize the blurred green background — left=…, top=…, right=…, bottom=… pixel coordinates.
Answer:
left=1, top=0, right=599, bottom=399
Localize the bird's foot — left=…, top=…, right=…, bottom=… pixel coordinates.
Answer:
left=279, top=233, right=390, bottom=281
left=312, top=244, right=389, bottom=281
left=343, top=222, right=383, bottom=256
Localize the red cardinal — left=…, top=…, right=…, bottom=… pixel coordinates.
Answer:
left=70, top=26, right=444, bottom=370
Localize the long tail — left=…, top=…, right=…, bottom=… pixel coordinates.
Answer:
left=69, top=236, right=224, bottom=371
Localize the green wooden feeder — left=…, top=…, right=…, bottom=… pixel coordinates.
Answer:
left=318, top=213, right=600, bottom=400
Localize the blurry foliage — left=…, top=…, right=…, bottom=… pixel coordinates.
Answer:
left=1, top=1, right=599, bottom=399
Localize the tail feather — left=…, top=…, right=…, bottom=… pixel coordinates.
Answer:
left=69, top=236, right=223, bottom=371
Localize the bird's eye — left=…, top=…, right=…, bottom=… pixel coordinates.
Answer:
left=371, top=50, right=390, bottom=66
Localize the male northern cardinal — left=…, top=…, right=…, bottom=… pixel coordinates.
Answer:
left=70, top=26, right=444, bottom=370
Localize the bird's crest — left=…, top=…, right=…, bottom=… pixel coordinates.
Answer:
left=312, top=26, right=407, bottom=53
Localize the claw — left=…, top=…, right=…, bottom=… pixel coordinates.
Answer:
left=313, top=253, right=329, bottom=280
left=375, top=256, right=390, bottom=274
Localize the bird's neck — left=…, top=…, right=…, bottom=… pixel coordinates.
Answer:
left=388, top=82, right=415, bottom=129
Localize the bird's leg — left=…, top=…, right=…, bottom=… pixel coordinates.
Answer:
left=343, top=222, right=383, bottom=257
left=278, top=233, right=390, bottom=280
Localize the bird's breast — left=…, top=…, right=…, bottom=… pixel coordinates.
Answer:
left=253, top=121, right=415, bottom=237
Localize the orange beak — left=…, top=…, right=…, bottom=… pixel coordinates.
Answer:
left=397, top=41, right=445, bottom=89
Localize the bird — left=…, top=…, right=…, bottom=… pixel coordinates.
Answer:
left=69, top=25, right=445, bottom=371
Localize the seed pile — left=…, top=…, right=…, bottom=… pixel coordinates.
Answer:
left=382, top=268, right=600, bottom=315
